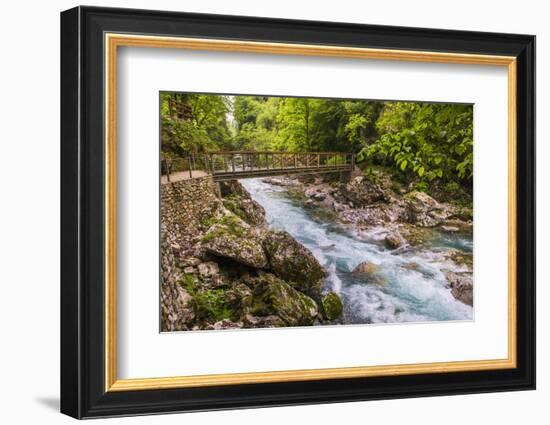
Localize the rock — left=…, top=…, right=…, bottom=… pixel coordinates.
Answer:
left=399, top=224, right=437, bottom=246
left=201, top=216, right=268, bottom=269
left=173, top=286, right=196, bottom=324
left=224, top=283, right=253, bottom=313
left=352, top=261, right=379, bottom=274
left=304, top=199, right=315, bottom=208
left=160, top=231, right=197, bottom=331
left=406, top=191, right=439, bottom=213
left=262, top=230, right=326, bottom=294
left=183, top=266, right=196, bottom=274
left=321, top=292, right=344, bottom=321
left=352, top=261, right=385, bottom=285
left=445, top=271, right=473, bottom=306
left=181, top=257, right=201, bottom=267
left=212, top=319, right=243, bottom=330
left=247, top=274, right=319, bottom=326
left=444, top=249, right=473, bottom=271
left=332, top=201, right=346, bottom=212
left=198, top=261, right=219, bottom=278
left=305, top=187, right=327, bottom=201
left=263, top=177, right=292, bottom=186
left=170, top=242, right=181, bottom=253
left=340, top=177, right=388, bottom=207
left=220, top=180, right=266, bottom=226
left=441, top=225, right=460, bottom=232
left=242, top=314, right=285, bottom=328
left=404, top=191, right=454, bottom=227
left=384, top=231, right=406, bottom=249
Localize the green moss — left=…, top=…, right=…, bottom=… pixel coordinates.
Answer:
left=194, top=289, right=235, bottom=322
left=179, top=275, right=234, bottom=322
left=219, top=215, right=245, bottom=236
left=201, top=214, right=246, bottom=243
left=200, top=215, right=219, bottom=230
left=179, top=274, right=197, bottom=292
left=322, top=292, right=343, bottom=321
left=222, top=196, right=247, bottom=221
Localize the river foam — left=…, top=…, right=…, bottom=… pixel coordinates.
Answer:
left=241, top=178, right=473, bottom=325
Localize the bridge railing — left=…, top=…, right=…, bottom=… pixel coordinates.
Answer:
left=161, top=151, right=354, bottom=181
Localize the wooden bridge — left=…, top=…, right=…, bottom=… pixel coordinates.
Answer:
left=162, top=151, right=355, bottom=183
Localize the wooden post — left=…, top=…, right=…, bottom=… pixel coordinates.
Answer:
left=317, top=154, right=320, bottom=168
left=231, top=154, right=236, bottom=173
left=188, top=156, right=192, bottom=179
left=294, top=154, right=297, bottom=169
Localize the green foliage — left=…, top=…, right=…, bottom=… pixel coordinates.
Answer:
left=160, top=92, right=233, bottom=156
left=160, top=92, right=473, bottom=192
left=358, top=102, right=473, bottom=185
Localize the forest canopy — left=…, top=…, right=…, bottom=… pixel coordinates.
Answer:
left=160, top=92, right=473, bottom=190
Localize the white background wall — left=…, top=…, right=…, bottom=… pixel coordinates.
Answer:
left=0, top=0, right=545, bottom=423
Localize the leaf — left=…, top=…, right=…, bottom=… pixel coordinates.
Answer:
left=418, top=166, right=425, bottom=177
left=400, top=160, right=408, bottom=171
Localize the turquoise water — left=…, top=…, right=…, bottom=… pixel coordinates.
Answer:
left=241, top=178, right=473, bottom=324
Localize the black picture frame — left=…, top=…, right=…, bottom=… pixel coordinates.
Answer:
left=61, top=5, right=535, bottom=419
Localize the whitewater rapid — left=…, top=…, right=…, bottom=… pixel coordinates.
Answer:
left=241, top=178, right=473, bottom=325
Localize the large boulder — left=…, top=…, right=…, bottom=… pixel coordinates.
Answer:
left=404, top=191, right=454, bottom=227
left=262, top=230, right=326, bottom=294
left=340, top=175, right=388, bottom=207
left=220, top=180, right=266, bottom=226
left=247, top=274, right=319, bottom=326
left=201, top=215, right=268, bottom=268
left=445, top=271, right=473, bottom=306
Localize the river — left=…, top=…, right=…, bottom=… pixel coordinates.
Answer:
left=241, top=178, right=473, bottom=325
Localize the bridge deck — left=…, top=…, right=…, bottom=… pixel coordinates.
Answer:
left=161, top=151, right=354, bottom=183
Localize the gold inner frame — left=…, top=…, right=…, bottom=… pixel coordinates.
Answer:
left=104, top=33, right=517, bottom=392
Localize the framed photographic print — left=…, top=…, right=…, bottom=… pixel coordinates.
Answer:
left=60, top=6, right=536, bottom=419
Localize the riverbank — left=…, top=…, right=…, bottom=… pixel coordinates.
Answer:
left=161, top=171, right=474, bottom=332
left=160, top=177, right=343, bottom=332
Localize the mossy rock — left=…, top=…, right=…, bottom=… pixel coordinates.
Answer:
left=321, top=292, right=343, bottom=321
left=248, top=273, right=319, bottom=327
left=351, top=261, right=386, bottom=285
left=352, top=261, right=379, bottom=274
left=201, top=215, right=268, bottom=268
left=262, top=230, right=326, bottom=294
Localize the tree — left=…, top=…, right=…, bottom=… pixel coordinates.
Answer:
left=160, top=93, right=233, bottom=156
left=358, top=102, right=473, bottom=185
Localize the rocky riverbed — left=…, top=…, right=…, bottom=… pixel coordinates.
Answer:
left=160, top=177, right=342, bottom=332
left=259, top=171, right=474, bottom=311
left=160, top=170, right=474, bottom=332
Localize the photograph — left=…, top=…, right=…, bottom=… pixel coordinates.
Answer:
left=160, top=93, right=474, bottom=332
left=57, top=4, right=536, bottom=419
